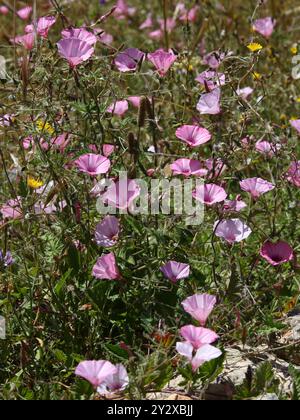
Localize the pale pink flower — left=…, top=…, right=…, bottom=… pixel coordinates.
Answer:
left=148, top=49, right=177, bottom=76
left=176, top=342, right=222, bottom=371
left=158, top=18, right=176, bottom=33
left=36, top=16, right=57, bottom=38
left=61, top=27, right=97, bottom=46
left=290, top=119, right=300, bottom=134
left=195, top=71, right=225, bottom=89
left=0, top=6, right=9, bottom=15
left=107, top=100, right=129, bottom=116
left=139, top=15, right=153, bottom=30
left=97, top=364, right=129, bottom=395
left=127, top=96, right=141, bottom=108
left=205, top=158, right=226, bottom=178
left=260, top=241, right=294, bottom=266
left=92, top=252, right=121, bottom=280
left=49, top=133, right=70, bottom=152
left=75, top=154, right=111, bottom=176
left=287, top=161, right=300, bottom=187
left=0, top=198, right=22, bottom=219
left=240, top=177, right=275, bottom=199
left=149, top=30, right=163, bottom=40
left=103, top=144, right=115, bottom=157
left=17, top=6, right=32, bottom=20
left=255, top=140, right=280, bottom=157
left=182, top=293, right=217, bottom=326
left=95, top=216, right=119, bottom=247
left=160, top=261, right=190, bottom=283
left=253, top=17, right=275, bottom=38
left=57, top=38, right=95, bottom=68
left=114, top=48, right=144, bottom=72
left=75, top=360, right=117, bottom=388
left=214, top=219, right=252, bottom=243
left=237, top=87, right=253, bottom=100
left=12, top=33, right=35, bottom=50
left=197, top=88, right=221, bottom=115
left=114, top=0, right=136, bottom=20
left=175, top=125, right=211, bottom=148
left=170, top=159, right=207, bottom=177
left=179, top=5, right=199, bottom=22
left=203, top=51, right=226, bottom=69
left=34, top=200, right=67, bottom=215
left=193, top=184, right=227, bottom=205
left=0, top=114, right=14, bottom=126
left=102, top=179, right=141, bottom=210
left=223, top=198, right=247, bottom=213
left=180, top=325, right=219, bottom=349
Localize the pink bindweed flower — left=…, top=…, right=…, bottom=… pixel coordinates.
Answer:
left=12, top=33, right=35, bottom=50
left=139, top=15, right=153, bottom=30
left=95, top=216, right=120, bottom=247
left=148, top=49, right=177, bottom=77
left=197, top=88, right=221, bottom=115
left=49, top=133, right=70, bottom=153
left=102, top=179, right=141, bottom=210
left=176, top=342, right=222, bottom=372
left=92, top=252, right=121, bottom=280
left=205, top=158, right=226, bottom=179
left=182, top=294, right=217, bottom=326
left=17, top=6, right=32, bottom=20
left=260, top=241, right=294, bottom=266
left=61, top=27, right=97, bottom=46
left=103, top=144, right=115, bottom=157
left=75, top=154, right=111, bottom=176
left=75, top=360, right=117, bottom=388
left=57, top=38, right=95, bottom=68
left=0, top=198, right=23, bottom=219
left=253, top=17, right=275, bottom=38
left=114, top=0, right=136, bottom=20
left=34, top=16, right=56, bottom=38
left=158, top=18, right=176, bottom=33
left=240, top=177, right=275, bottom=199
left=203, top=51, right=226, bottom=69
left=214, top=219, right=252, bottom=243
left=178, top=4, right=199, bottom=22
left=34, top=200, right=67, bottom=215
left=255, top=140, right=280, bottom=157
left=149, top=29, right=163, bottom=40
left=223, top=198, right=247, bottom=213
left=114, top=48, right=144, bottom=72
left=286, top=161, right=300, bottom=187
left=175, top=125, right=211, bottom=148
left=0, top=114, right=14, bottom=126
left=0, top=6, right=9, bottom=15
left=170, top=159, right=207, bottom=177
left=237, top=87, right=253, bottom=100
left=193, top=184, right=227, bottom=205
left=290, top=119, right=300, bottom=134
left=195, top=71, right=225, bottom=90
left=127, top=96, right=141, bottom=108
left=180, top=325, right=219, bottom=349
left=160, top=261, right=190, bottom=283
left=97, top=364, right=129, bottom=395
left=107, top=100, right=129, bottom=116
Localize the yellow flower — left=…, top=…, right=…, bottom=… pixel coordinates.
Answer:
left=296, top=98, right=300, bottom=103
left=247, top=43, right=263, bottom=52
left=36, top=119, right=55, bottom=135
left=291, top=45, right=298, bottom=55
left=27, top=177, right=44, bottom=189
left=252, top=72, right=262, bottom=80
left=290, top=116, right=299, bottom=121
left=188, top=64, right=194, bottom=72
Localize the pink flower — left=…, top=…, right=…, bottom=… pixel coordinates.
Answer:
left=103, top=144, right=115, bottom=157
left=127, top=96, right=142, bottom=108
left=11, top=33, right=35, bottom=50
left=214, top=219, right=252, bottom=243
left=253, top=17, right=275, bottom=38
left=195, top=71, right=225, bottom=90
left=158, top=18, right=176, bottom=33
left=0, top=6, right=9, bottom=15
left=107, top=100, right=129, bottom=116
left=255, top=140, right=280, bottom=157
left=95, top=216, right=119, bottom=247
left=114, top=48, right=144, bottom=72
left=182, top=293, right=217, bottom=326
left=205, top=158, right=226, bottom=179
left=176, top=342, right=222, bottom=371
left=75, top=154, right=111, bottom=176
left=139, top=15, right=153, bottom=30
left=203, top=51, right=226, bottom=69
left=0, top=114, right=14, bottom=126
left=148, top=49, right=177, bottom=76
left=61, top=27, right=97, bottom=46
left=180, top=325, right=219, bottom=349
left=223, top=198, right=247, bottom=213
left=160, top=261, right=190, bottom=283
left=92, top=252, right=121, bottom=280
left=237, top=87, right=253, bottom=100
left=197, top=88, right=221, bottom=115
left=175, top=125, right=211, bottom=148
left=178, top=5, right=199, bottom=22
left=97, top=364, right=129, bottom=394
left=34, top=200, right=67, bottom=215
left=0, top=198, right=22, bottom=219
left=290, top=119, right=300, bottom=134
left=36, top=16, right=56, bottom=38
left=193, top=184, right=227, bottom=205
left=260, top=241, right=294, bottom=266
left=57, top=38, right=95, bottom=68
left=102, top=179, right=141, bottom=210
left=49, top=133, right=70, bottom=152
left=170, top=159, right=207, bottom=177
left=240, top=177, right=275, bottom=199
left=75, top=360, right=117, bottom=388
left=114, top=0, right=136, bottom=20
left=17, top=6, right=32, bottom=20
left=149, top=30, right=163, bottom=40
left=287, top=161, right=300, bottom=187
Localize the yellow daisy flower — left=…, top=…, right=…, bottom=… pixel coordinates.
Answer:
left=27, top=177, right=44, bottom=189
left=252, top=72, right=262, bottom=80
left=36, top=119, right=55, bottom=135
left=247, top=43, right=263, bottom=52
left=291, top=45, right=298, bottom=55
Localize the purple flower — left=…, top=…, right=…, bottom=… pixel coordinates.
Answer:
left=0, top=250, right=14, bottom=267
